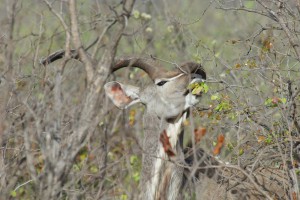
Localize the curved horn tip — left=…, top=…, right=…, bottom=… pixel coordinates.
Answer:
left=180, top=62, right=206, bottom=79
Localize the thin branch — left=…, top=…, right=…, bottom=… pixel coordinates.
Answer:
left=33, top=14, right=44, bottom=68
left=69, top=0, right=94, bottom=82
left=14, top=179, right=33, bottom=191
left=4, top=0, right=17, bottom=78
left=44, top=0, right=71, bottom=60
left=256, top=0, right=300, bottom=61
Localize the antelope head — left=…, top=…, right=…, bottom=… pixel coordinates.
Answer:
left=104, top=58, right=206, bottom=119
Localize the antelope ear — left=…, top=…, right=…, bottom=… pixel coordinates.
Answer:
left=104, top=81, right=141, bottom=109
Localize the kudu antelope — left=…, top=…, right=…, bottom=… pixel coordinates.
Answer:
left=104, top=58, right=207, bottom=199
left=104, top=58, right=294, bottom=200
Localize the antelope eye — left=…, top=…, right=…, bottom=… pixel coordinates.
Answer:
left=156, top=80, right=168, bottom=86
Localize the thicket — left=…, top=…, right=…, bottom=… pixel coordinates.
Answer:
left=0, top=0, right=299, bottom=199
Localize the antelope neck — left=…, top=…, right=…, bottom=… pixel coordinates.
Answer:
left=150, top=112, right=187, bottom=198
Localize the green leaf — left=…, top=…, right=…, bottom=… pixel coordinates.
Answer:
left=187, top=82, right=198, bottom=90
left=133, top=172, right=140, bottom=182
left=192, top=86, right=202, bottom=95
left=239, top=148, right=244, bottom=156
left=211, top=94, right=220, bottom=101
left=130, top=155, right=138, bottom=165
left=228, top=112, right=236, bottom=120
left=227, top=143, right=234, bottom=151
left=280, top=98, right=287, bottom=104
left=10, top=190, right=17, bottom=197
left=215, top=104, right=223, bottom=111
left=265, top=97, right=286, bottom=107
left=202, top=83, right=209, bottom=93
left=265, top=134, right=273, bottom=144
left=90, top=165, right=98, bottom=173
left=133, top=10, right=140, bottom=19
left=264, top=98, right=273, bottom=106
left=215, top=101, right=231, bottom=112
left=73, top=164, right=80, bottom=171
left=188, top=82, right=208, bottom=95
left=120, top=194, right=128, bottom=200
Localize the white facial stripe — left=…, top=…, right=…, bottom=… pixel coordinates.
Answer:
left=155, top=73, right=185, bottom=84
left=167, top=73, right=185, bottom=81
left=166, top=112, right=187, bottom=150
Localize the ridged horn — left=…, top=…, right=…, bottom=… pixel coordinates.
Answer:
left=112, top=58, right=166, bottom=80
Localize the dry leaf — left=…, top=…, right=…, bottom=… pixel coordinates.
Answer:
left=257, top=135, right=266, bottom=143
left=194, top=127, right=207, bottom=143
left=213, top=134, right=225, bottom=155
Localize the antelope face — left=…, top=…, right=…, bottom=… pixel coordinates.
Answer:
left=104, top=58, right=206, bottom=119
left=142, top=73, right=205, bottom=119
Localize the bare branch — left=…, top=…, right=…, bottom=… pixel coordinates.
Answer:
left=68, top=0, right=94, bottom=82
